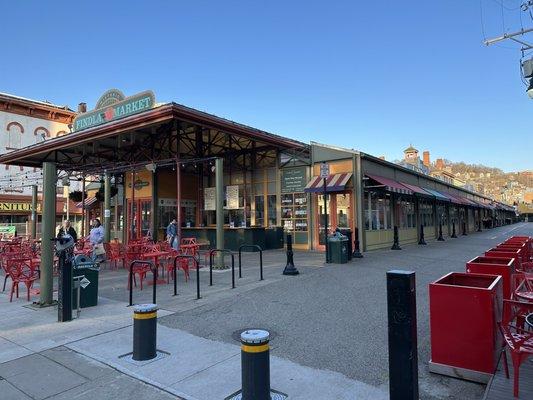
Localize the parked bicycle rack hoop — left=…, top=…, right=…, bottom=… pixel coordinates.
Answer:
left=238, top=244, right=264, bottom=281
left=173, top=254, right=201, bottom=299
left=128, top=260, right=156, bottom=307
left=209, top=249, right=235, bottom=288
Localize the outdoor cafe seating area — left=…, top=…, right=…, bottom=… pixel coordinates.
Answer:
left=429, top=235, right=533, bottom=398
left=0, top=235, right=204, bottom=303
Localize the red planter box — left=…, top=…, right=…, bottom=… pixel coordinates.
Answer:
left=485, top=248, right=522, bottom=266
left=501, top=241, right=530, bottom=260
left=429, top=272, right=502, bottom=383
left=466, top=256, right=515, bottom=299
left=497, top=243, right=526, bottom=261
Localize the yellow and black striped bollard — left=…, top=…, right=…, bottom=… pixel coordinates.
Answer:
left=133, top=303, right=158, bottom=361
left=241, top=329, right=270, bottom=400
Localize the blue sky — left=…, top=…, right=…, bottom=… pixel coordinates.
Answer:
left=1, top=1, right=531, bottom=172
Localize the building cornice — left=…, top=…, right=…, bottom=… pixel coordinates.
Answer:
left=0, top=94, right=76, bottom=125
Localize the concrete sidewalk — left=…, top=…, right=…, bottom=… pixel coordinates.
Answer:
left=1, top=222, right=531, bottom=399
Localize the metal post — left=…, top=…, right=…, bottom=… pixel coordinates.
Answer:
left=353, top=227, right=363, bottom=258
left=391, top=226, right=401, bottom=250
left=437, top=222, right=445, bottom=241
left=57, top=243, right=73, bottom=322
left=323, top=178, right=329, bottom=263
left=282, top=234, right=299, bottom=275
left=418, top=224, right=427, bottom=245
left=131, top=170, right=136, bottom=241
left=387, top=270, right=419, bottom=400
left=40, top=162, right=57, bottom=305
left=215, top=157, right=225, bottom=268
left=451, top=220, right=457, bottom=238
left=176, top=158, right=182, bottom=243
left=31, top=185, right=37, bottom=239
left=104, top=172, right=111, bottom=243
left=81, top=174, right=86, bottom=237
left=462, top=220, right=467, bottom=236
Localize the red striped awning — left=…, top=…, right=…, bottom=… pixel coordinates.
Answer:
left=364, top=174, right=413, bottom=195
left=400, top=182, right=434, bottom=197
left=75, top=196, right=98, bottom=208
left=304, top=172, right=352, bottom=193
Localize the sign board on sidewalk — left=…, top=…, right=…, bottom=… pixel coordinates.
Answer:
left=320, top=163, right=330, bottom=178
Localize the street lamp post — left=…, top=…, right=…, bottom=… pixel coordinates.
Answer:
left=320, top=162, right=330, bottom=263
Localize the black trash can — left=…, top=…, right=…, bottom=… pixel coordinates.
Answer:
left=72, top=256, right=99, bottom=309
left=327, top=236, right=349, bottom=264
left=338, top=228, right=353, bottom=260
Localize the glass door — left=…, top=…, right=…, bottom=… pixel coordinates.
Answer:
left=317, top=193, right=332, bottom=247
left=315, top=192, right=353, bottom=250
left=127, top=199, right=152, bottom=240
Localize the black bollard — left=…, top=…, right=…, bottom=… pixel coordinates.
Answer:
left=418, top=224, right=427, bottom=245
left=451, top=221, right=457, bottom=238
left=387, top=270, right=419, bottom=400
left=353, top=227, right=363, bottom=258
left=391, top=226, right=402, bottom=250
left=225, top=330, right=287, bottom=400
left=437, top=222, right=445, bottom=241
left=132, top=303, right=158, bottom=361
left=241, top=330, right=270, bottom=400
left=282, top=234, right=299, bottom=275
left=462, top=221, right=467, bottom=236
left=477, top=219, right=482, bottom=232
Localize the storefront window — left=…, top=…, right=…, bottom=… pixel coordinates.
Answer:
left=267, top=195, right=277, bottom=227
left=394, top=196, right=416, bottom=229
left=419, top=200, right=434, bottom=227
left=436, top=203, right=447, bottom=226
left=254, top=195, right=264, bottom=226
left=364, top=191, right=391, bottom=230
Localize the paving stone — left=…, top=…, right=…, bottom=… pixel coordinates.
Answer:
left=0, top=380, right=32, bottom=400
left=41, top=347, right=113, bottom=381
left=0, top=353, right=87, bottom=400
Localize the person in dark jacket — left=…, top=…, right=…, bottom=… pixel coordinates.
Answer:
left=57, top=220, right=78, bottom=242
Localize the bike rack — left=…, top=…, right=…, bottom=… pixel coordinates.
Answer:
left=209, top=249, right=235, bottom=289
left=238, top=244, right=264, bottom=281
left=173, top=254, right=201, bottom=299
left=128, top=260, right=156, bottom=307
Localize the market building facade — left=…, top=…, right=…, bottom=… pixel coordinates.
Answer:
left=0, top=89, right=517, bottom=252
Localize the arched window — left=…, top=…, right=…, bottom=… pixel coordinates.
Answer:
left=34, top=127, right=50, bottom=143
left=56, top=130, right=67, bottom=137
left=6, top=122, right=24, bottom=149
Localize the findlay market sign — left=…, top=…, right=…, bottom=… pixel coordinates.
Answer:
left=73, top=90, right=155, bottom=131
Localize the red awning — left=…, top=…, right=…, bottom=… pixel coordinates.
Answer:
left=75, top=196, right=98, bottom=208
left=304, top=172, right=352, bottom=193
left=400, top=182, right=433, bottom=197
left=364, top=174, right=413, bottom=195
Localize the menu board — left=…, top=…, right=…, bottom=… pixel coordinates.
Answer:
left=281, top=167, right=307, bottom=193
left=226, top=185, right=239, bottom=210
left=204, top=187, right=216, bottom=211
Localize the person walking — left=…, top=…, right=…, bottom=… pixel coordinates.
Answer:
left=57, top=220, right=78, bottom=243
left=166, top=219, right=179, bottom=250
left=89, top=219, right=105, bottom=261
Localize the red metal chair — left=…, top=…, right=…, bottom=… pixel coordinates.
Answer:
left=104, top=242, right=124, bottom=270
left=512, top=272, right=533, bottom=302
left=499, top=299, right=533, bottom=398
left=6, top=258, right=39, bottom=302
left=181, top=237, right=197, bottom=246
left=125, top=252, right=150, bottom=290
